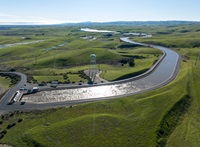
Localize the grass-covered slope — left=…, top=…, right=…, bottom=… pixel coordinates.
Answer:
left=0, top=76, right=12, bottom=99
left=0, top=26, right=162, bottom=83
left=133, top=24, right=200, bottom=49
left=0, top=60, right=191, bottom=146
left=166, top=67, right=200, bottom=147
left=1, top=24, right=200, bottom=146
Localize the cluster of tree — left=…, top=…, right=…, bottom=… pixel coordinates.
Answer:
left=63, top=74, right=68, bottom=81
left=103, top=33, right=113, bottom=37
left=118, top=43, right=141, bottom=48
left=35, top=33, right=45, bottom=36
left=0, top=73, right=20, bottom=86
left=0, top=130, right=7, bottom=139
left=120, top=58, right=135, bottom=67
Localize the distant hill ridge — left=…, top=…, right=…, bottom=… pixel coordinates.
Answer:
left=0, top=21, right=199, bottom=26
left=60, top=21, right=200, bottom=26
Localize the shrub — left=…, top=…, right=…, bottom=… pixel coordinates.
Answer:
left=1, top=114, right=9, bottom=121
left=129, top=60, right=135, bottom=67
left=6, top=123, right=16, bottom=129
left=10, top=113, right=14, bottom=117
left=157, top=138, right=167, bottom=147
left=0, top=134, right=4, bottom=139
left=18, top=118, right=23, bottom=123
left=10, top=68, right=16, bottom=72
left=120, top=58, right=128, bottom=64
left=1, top=130, right=7, bottom=135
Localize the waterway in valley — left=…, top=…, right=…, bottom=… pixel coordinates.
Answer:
left=22, top=37, right=180, bottom=103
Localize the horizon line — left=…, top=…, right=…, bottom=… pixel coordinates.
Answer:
left=0, top=20, right=200, bottom=25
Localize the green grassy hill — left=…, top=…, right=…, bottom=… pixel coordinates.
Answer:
left=0, top=76, right=11, bottom=97
left=0, top=54, right=198, bottom=146
left=0, top=26, right=162, bottom=83
left=0, top=24, right=200, bottom=146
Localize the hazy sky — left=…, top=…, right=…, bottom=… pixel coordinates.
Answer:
left=0, top=0, right=199, bottom=24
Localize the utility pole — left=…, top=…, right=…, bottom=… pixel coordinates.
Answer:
left=35, top=53, right=37, bottom=65
left=54, top=54, right=56, bottom=68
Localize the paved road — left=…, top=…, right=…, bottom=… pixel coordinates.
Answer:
left=0, top=72, right=27, bottom=108
left=0, top=38, right=181, bottom=111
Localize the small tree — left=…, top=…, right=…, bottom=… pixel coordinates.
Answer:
left=63, top=74, right=68, bottom=81
left=129, top=59, right=135, bottom=67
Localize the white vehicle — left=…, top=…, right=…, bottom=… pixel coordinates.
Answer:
left=31, top=87, right=40, bottom=93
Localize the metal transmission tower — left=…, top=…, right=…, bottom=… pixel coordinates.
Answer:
left=89, top=54, right=96, bottom=83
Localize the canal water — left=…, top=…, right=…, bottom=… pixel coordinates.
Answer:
left=22, top=38, right=179, bottom=103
